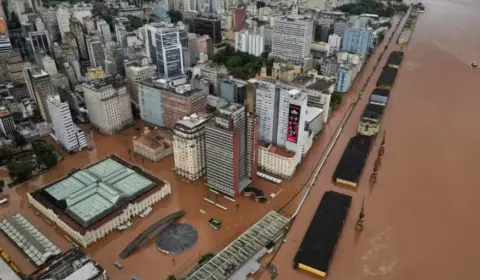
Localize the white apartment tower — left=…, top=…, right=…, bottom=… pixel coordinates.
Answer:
left=173, top=114, right=209, bottom=180
left=86, top=35, right=105, bottom=68
left=47, top=95, right=87, bottom=152
left=56, top=4, right=71, bottom=42
left=270, top=14, right=313, bottom=69
left=255, top=78, right=279, bottom=144
left=82, top=77, right=134, bottom=135
left=235, top=30, right=265, bottom=57
left=97, top=19, right=112, bottom=44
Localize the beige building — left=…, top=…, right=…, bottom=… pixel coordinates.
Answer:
left=125, top=57, right=155, bottom=105
left=173, top=114, right=209, bottom=181
left=133, top=127, right=173, bottom=162
left=6, top=53, right=24, bottom=85
left=258, top=141, right=297, bottom=179
left=28, top=156, right=171, bottom=248
left=271, top=61, right=302, bottom=82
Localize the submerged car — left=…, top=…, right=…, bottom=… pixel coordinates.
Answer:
left=471, top=62, right=478, bottom=68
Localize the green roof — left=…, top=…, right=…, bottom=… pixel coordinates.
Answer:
left=45, top=158, right=155, bottom=228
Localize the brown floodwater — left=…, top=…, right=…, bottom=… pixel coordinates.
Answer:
left=259, top=1, right=480, bottom=280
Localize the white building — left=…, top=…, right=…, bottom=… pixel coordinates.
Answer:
left=255, top=78, right=278, bottom=144
left=47, top=95, right=87, bottom=152
left=328, top=34, right=342, bottom=53
left=235, top=30, right=265, bottom=57
left=97, top=19, right=112, bottom=44
left=82, top=77, right=134, bottom=135
left=41, top=55, right=57, bottom=76
left=258, top=144, right=296, bottom=179
left=270, top=14, right=313, bottom=69
left=173, top=114, right=209, bottom=181
left=56, top=4, right=71, bottom=42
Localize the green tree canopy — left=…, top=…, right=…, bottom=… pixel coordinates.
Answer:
left=34, top=144, right=58, bottom=169
left=0, top=148, right=13, bottom=165
left=131, top=16, right=144, bottom=29
left=167, top=10, right=183, bottom=23
left=7, top=159, right=33, bottom=182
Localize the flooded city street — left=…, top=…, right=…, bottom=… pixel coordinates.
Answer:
left=261, top=1, right=480, bottom=280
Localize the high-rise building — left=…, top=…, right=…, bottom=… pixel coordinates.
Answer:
left=205, top=103, right=256, bottom=197
left=234, top=8, right=246, bottom=31
left=114, top=17, right=130, bottom=48
left=342, top=27, right=374, bottom=55
left=254, top=78, right=308, bottom=153
left=336, top=63, right=355, bottom=92
left=138, top=78, right=207, bottom=129
left=142, top=22, right=185, bottom=77
left=220, top=78, right=246, bottom=104
left=70, top=18, right=88, bottom=60
left=82, top=76, right=134, bottom=134
left=27, top=31, right=52, bottom=61
left=235, top=30, right=265, bottom=57
left=125, top=57, right=156, bottom=105
left=193, top=15, right=221, bottom=44
left=56, top=3, right=71, bottom=42
left=6, top=53, right=25, bottom=85
left=97, top=19, right=112, bottom=44
left=86, top=35, right=105, bottom=68
left=328, top=34, right=341, bottom=53
left=187, top=33, right=197, bottom=65
left=28, top=68, right=54, bottom=122
left=271, top=14, right=313, bottom=69
left=46, top=95, right=87, bottom=152
left=173, top=113, right=209, bottom=180
left=0, top=107, right=15, bottom=136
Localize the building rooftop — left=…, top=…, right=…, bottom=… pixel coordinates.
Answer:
left=259, top=140, right=296, bottom=158
left=175, top=113, right=209, bottom=130
left=141, top=78, right=204, bottom=98
left=28, top=68, right=49, bottom=79
left=134, top=129, right=169, bottom=150
left=0, top=106, right=10, bottom=117
left=0, top=214, right=61, bottom=267
left=305, top=107, right=323, bottom=123
left=30, top=156, right=164, bottom=231
left=28, top=248, right=106, bottom=280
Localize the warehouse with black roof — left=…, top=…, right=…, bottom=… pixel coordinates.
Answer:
left=369, top=88, right=390, bottom=106
left=333, top=135, right=373, bottom=187
left=387, top=51, right=404, bottom=68
left=294, top=191, right=352, bottom=277
left=376, top=67, right=398, bottom=90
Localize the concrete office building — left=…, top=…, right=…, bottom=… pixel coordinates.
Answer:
left=86, top=35, right=105, bottom=68
left=56, top=3, right=71, bottom=42
left=126, top=57, right=156, bottom=105
left=271, top=14, right=313, bottom=69
left=235, top=30, right=265, bottom=57
left=6, top=53, right=25, bottom=85
left=342, top=27, right=374, bottom=55
left=0, top=107, right=15, bottom=136
left=138, top=78, right=207, bottom=129
left=97, top=19, right=112, bottom=44
left=205, top=103, right=255, bottom=197
left=142, top=22, right=185, bottom=77
left=220, top=78, right=246, bottom=104
left=194, top=62, right=229, bottom=95
left=82, top=76, right=134, bottom=135
left=320, top=56, right=340, bottom=77
left=173, top=113, right=209, bottom=180
left=187, top=33, right=197, bottom=65
left=193, top=15, right=222, bottom=44
left=70, top=18, right=88, bottom=60
left=27, top=31, right=52, bottom=61
left=28, top=68, right=54, bottom=123
left=47, top=95, right=87, bottom=152
left=255, top=78, right=279, bottom=144
left=291, top=75, right=334, bottom=123
left=41, top=55, right=57, bottom=76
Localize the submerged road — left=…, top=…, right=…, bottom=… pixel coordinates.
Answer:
left=262, top=0, right=480, bottom=279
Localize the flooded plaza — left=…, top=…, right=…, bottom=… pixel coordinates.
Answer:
left=259, top=0, right=480, bottom=280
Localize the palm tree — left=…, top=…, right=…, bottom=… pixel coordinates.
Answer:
left=134, top=152, right=138, bottom=163
left=167, top=275, right=176, bottom=280
left=127, top=148, right=132, bottom=161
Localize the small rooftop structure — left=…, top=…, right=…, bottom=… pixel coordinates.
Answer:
left=28, top=248, right=107, bottom=280
left=0, top=214, right=61, bottom=266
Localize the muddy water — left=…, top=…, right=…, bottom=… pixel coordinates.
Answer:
left=261, top=1, right=480, bottom=280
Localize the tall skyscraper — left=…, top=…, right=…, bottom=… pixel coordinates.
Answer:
left=97, top=19, right=112, bottom=44
left=173, top=114, right=209, bottom=180
left=125, top=57, right=156, bottom=105
left=270, top=14, right=313, bottom=69
left=193, top=15, right=222, bottom=44
left=86, top=35, right=105, bottom=68
left=143, top=23, right=185, bottom=77
left=56, top=3, right=71, bottom=42
left=28, top=68, right=54, bottom=122
left=205, top=103, right=257, bottom=197
left=47, top=95, right=87, bottom=152
left=254, top=78, right=308, bottom=154
left=27, top=31, right=52, bottom=61
left=70, top=18, right=88, bottom=60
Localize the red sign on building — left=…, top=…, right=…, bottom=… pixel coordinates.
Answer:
left=287, top=104, right=301, bottom=143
